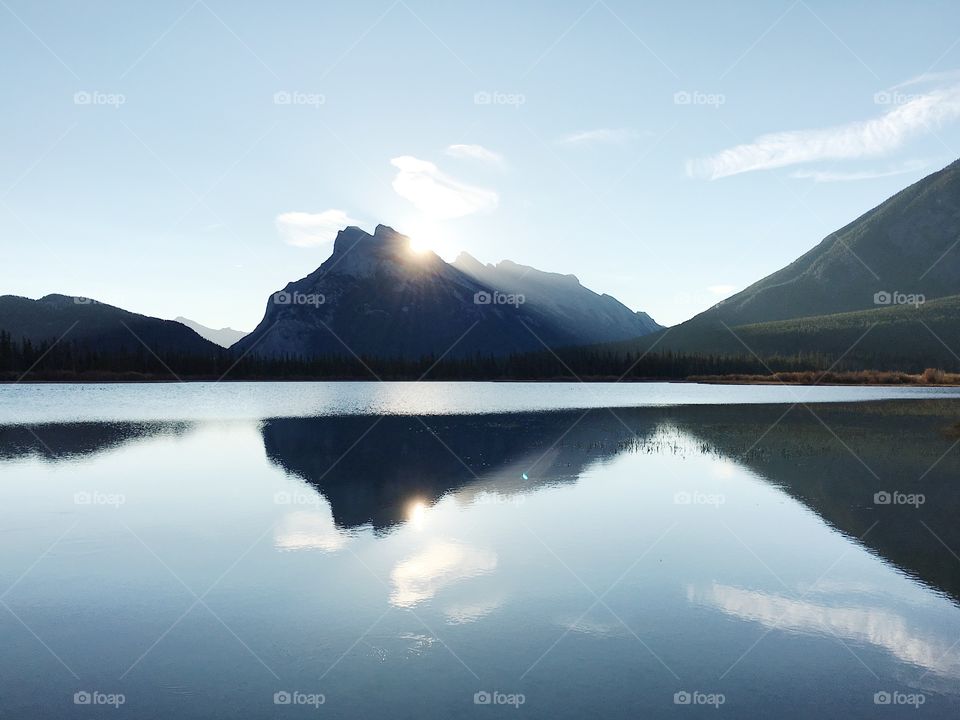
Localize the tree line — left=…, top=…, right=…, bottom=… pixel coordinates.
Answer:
left=0, top=329, right=840, bottom=381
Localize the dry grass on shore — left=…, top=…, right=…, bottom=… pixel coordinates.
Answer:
left=688, top=368, right=960, bottom=386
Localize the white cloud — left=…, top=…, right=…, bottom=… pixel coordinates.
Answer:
left=790, top=159, right=930, bottom=183
left=559, top=128, right=635, bottom=146
left=688, top=84, right=960, bottom=180
left=445, top=144, right=504, bottom=166
left=390, top=155, right=498, bottom=219
left=275, top=209, right=362, bottom=247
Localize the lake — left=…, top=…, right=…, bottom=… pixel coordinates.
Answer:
left=2, top=382, right=959, bottom=718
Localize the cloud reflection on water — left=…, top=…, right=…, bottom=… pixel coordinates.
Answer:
left=390, top=540, right=497, bottom=608
left=694, top=582, right=960, bottom=678
left=274, top=509, right=350, bottom=552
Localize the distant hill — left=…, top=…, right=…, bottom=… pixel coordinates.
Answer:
left=174, top=317, right=248, bottom=349
left=634, top=294, right=960, bottom=371
left=234, top=224, right=661, bottom=360
left=0, top=294, right=220, bottom=356
left=696, top=158, right=960, bottom=327
left=634, top=158, right=960, bottom=368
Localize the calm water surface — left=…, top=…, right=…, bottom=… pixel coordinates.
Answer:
left=3, top=380, right=960, bottom=423
left=2, top=383, right=959, bottom=718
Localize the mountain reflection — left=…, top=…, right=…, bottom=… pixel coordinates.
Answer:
left=0, top=421, right=192, bottom=461
left=3, top=402, right=958, bottom=616
left=666, top=400, right=960, bottom=604
left=261, top=401, right=960, bottom=607
left=259, top=410, right=655, bottom=531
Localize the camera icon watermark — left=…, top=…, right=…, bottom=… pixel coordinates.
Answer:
left=673, top=690, right=725, bottom=707
left=473, top=90, right=526, bottom=108
left=474, top=690, right=525, bottom=707
left=74, top=90, right=126, bottom=109
left=72, top=296, right=100, bottom=305
left=873, top=290, right=924, bottom=307
left=473, top=290, right=525, bottom=307
left=272, top=291, right=325, bottom=307
left=273, top=90, right=325, bottom=108
left=74, top=690, right=125, bottom=708
left=873, top=690, right=925, bottom=707
left=673, top=90, right=725, bottom=108
left=873, top=490, right=925, bottom=508
left=273, top=690, right=325, bottom=707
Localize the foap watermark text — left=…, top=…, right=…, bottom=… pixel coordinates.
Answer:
left=474, top=91, right=525, bottom=108
left=674, top=490, right=725, bottom=508
left=74, top=691, right=125, bottom=708
left=674, top=690, right=725, bottom=708
left=674, top=90, right=725, bottom=108
left=874, top=490, right=925, bottom=508
left=474, top=290, right=524, bottom=307
left=273, top=91, right=325, bottom=108
left=874, top=291, right=924, bottom=307
left=274, top=690, right=325, bottom=707
left=273, top=291, right=325, bottom=307
left=474, top=690, right=525, bottom=707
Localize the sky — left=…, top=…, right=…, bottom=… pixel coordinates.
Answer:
left=4, top=0, right=960, bottom=330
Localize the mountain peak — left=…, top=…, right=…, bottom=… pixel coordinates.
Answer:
left=175, top=316, right=249, bottom=348
left=453, top=251, right=487, bottom=274
left=374, top=223, right=402, bottom=238
left=496, top=259, right=581, bottom=287
left=330, top=224, right=411, bottom=256
left=321, top=223, right=434, bottom=280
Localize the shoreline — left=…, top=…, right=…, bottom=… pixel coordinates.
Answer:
left=4, top=374, right=960, bottom=387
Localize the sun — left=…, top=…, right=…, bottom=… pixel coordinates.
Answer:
left=407, top=499, right=427, bottom=530
left=409, top=234, right=433, bottom=254
left=405, top=221, right=455, bottom=259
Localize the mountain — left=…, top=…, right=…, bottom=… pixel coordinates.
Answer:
left=174, top=316, right=248, bottom=349
left=261, top=410, right=651, bottom=530
left=640, top=158, right=960, bottom=365
left=0, top=294, right=220, bottom=356
left=452, top=253, right=663, bottom=337
left=233, top=224, right=661, bottom=360
left=651, top=294, right=960, bottom=371
left=700, top=158, right=960, bottom=326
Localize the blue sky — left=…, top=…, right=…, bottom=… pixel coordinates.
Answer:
left=4, top=0, right=960, bottom=329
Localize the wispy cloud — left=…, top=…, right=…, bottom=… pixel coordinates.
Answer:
left=445, top=143, right=504, bottom=166
left=791, top=159, right=931, bottom=183
left=559, top=128, right=636, bottom=146
left=688, top=84, right=960, bottom=180
left=275, top=209, right=363, bottom=247
left=890, top=69, right=960, bottom=90
left=390, top=156, right=498, bottom=219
